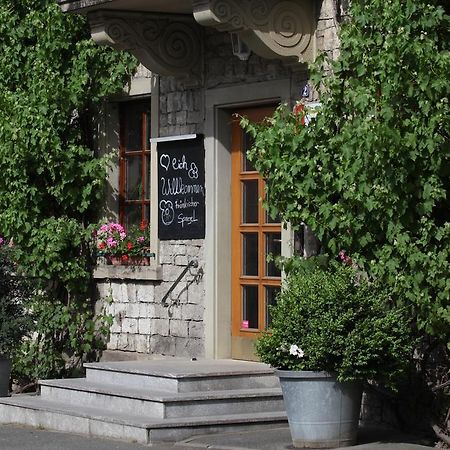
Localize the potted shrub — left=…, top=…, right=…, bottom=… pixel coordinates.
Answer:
left=256, top=257, right=413, bottom=448
left=0, top=240, right=31, bottom=396
left=94, top=222, right=153, bottom=266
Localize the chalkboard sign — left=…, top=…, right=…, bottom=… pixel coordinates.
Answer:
left=157, top=135, right=205, bottom=240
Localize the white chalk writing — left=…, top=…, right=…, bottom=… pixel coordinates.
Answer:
left=161, top=177, right=205, bottom=197
left=178, top=210, right=198, bottom=228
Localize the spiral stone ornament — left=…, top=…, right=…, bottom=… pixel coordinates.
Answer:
left=88, top=11, right=202, bottom=76
left=193, top=0, right=315, bottom=64
left=269, top=1, right=311, bottom=53
left=249, top=0, right=271, bottom=27
left=160, top=23, right=200, bottom=71
left=105, top=20, right=137, bottom=49
left=212, top=0, right=245, bottom=30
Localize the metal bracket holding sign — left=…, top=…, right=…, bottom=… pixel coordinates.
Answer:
left=152, top=134, right=206, bottom=240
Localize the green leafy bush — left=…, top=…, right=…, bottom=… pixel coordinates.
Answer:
left=0, top=1, right=137, bottom=384
left=241, top=0, right=450, bottom=344
left=13, top=295, right=112, bottom=383
left=243, top=0, right=449, bottom=437
left=256, top=261, right=413, bottom=389
left=0, top=0, right=137, bottom=288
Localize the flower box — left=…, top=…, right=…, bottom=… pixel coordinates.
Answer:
left=94, top=222, right=154, bottom=267
left=108, top=255, right=151, bottom=266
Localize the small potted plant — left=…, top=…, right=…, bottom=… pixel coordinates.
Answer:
left=0, top=239, right=31, bottom=396
left=94, top=222, right=153, bottom=266
left=256, top=256, right=413, bottom=448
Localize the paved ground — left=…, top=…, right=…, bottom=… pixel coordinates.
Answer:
left=180, top=426, right=435, bottom=450
left=0, top=423, right=436, bottom=450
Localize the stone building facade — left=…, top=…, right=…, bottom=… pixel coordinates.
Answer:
left=60, top=0, right=343, bottom=361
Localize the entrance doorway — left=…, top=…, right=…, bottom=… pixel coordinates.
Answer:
left=231, top=106, right=281, bottom=360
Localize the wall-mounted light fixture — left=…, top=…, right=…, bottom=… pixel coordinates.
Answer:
left=231, top=33, right=251, bottom=61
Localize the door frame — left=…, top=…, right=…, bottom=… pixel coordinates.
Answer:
left=230, top=105, right=281, bottom=360
left=203, top=79, right=295, bottom=359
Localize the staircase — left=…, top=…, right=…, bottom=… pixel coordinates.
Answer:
left=0, top=359, right=287, bottom=445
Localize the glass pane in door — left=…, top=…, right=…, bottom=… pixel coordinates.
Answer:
left=265, top=209, right=281, bottom=224
left=265, top=232, right=282, bottom=277
left=243, top=133, right=256, bottom=172
left=243, top=233, right=258, bottom=276
left=265, top=191, right=281, bottom=223
left=242, top=285, right=259, bottom=329
left=242, top=180, right=259, bottom=223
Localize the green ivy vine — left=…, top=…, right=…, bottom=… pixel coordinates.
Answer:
left=241, top=0, right=450, bottom=343
left=0, top=0, right=138, bottom=384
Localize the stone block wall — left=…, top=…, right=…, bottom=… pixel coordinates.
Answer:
left=96, top=240, right=205, bottom=358
left=97, top=0, right=342, bottom=359
left=316, top=0, right=344, bottom=60
left=159, top=78, right=203, bottom=137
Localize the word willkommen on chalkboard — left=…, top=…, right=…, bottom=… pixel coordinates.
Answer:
left=157, top=135, right=205, bottom=240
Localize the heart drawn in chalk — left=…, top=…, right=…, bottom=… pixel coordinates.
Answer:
left=159, top=154, right=170, bottom=171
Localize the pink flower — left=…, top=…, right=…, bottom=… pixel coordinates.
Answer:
left=0, top=237, right=4, bottom=246
left=99, top=224, right=108, bottom=233
left=106, top=237, right=117, bottom=248
left=119, top=232, right=126, bottom=240
left=338, top=250, right=353, bottom=266
left=110, top=223, right=125, bottom=233
left=137, top=236, right=145, bottom=244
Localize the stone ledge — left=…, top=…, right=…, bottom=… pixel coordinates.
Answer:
left=93, top=265, right=163, bottom=281
left=57, top=0, right=112, bottom=13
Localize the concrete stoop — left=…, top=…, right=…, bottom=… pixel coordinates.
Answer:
left=0, top=359, right=287, bottom=445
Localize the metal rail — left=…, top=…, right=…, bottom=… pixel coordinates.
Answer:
left=162, top=259, right=198, bottom=304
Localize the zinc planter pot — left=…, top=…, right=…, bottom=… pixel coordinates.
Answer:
left=0, top=356, right=11, bottom=397
left=276, top=370, right=363, bottom=449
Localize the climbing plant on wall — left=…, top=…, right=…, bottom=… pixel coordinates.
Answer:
left=242, top=0, right=449, bottom=342
left=242, top=0, right=449, bottom=437
left=0, top=0, right=137, bottom=383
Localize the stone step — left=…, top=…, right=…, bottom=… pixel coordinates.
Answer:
left=39, top=378, right=285, bottom=419
left=84, top=359, right=279, bottom=393
left=0, top=395, right=288, bottom=444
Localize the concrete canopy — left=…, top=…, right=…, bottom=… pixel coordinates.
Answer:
left=57, top=0, right=317, bottom=75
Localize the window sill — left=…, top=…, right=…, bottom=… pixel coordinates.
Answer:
left=93, top=264, right=163, bottom=281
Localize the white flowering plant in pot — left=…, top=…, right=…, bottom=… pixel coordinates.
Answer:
left=256, top=257, right=414, bottom=389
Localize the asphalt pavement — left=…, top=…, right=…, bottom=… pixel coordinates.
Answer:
left=0, top=423, right=436, bottom=450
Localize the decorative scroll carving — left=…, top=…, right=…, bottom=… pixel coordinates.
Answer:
left=88, top=12, right=202, bottom=76
left=193, top=0, right=315, bottom=63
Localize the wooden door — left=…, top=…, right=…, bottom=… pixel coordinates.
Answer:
left=231, top=106, right=281, bottom=360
